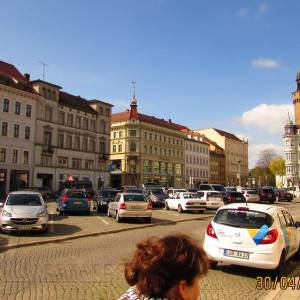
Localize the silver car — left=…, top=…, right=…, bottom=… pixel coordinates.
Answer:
left=107, top=193, right=152, bottom=223
left=0, top=191, right=49, bottom=233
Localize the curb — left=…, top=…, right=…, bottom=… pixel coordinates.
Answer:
left=0, top=215, right=213, bottom=251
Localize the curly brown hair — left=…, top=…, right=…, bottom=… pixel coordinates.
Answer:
left=124, top=234, right=209, bottom=298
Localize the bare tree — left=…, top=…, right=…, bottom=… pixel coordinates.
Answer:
left=256, top=148, right=277, bottom=168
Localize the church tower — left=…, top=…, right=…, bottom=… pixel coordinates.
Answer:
left=292, top=71, right=300, bottom=125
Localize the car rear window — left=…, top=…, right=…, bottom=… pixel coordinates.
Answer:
left=67, top=192, right=87, bottom=199
left=124, top=194, right=146, bottom=202
left=214, top=209, right=273, bottom=229
left=208, top=192, right=222, bottom=197
left=212, top=185, right=225, bottom=192
left=7, top=194, right=42, bottom=206
left=262, top=188, right=274, bottom=193
left=100, top=191, right=117, bottom=198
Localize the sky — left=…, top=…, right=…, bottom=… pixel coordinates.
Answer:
left=1, top=0, right=299, bottom=168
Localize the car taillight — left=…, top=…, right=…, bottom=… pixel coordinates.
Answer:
left=63, top=195, right=68, bottom=203
left=147, top=201, right=152, bottom=210
left=207, top=223, right=218, bottom=239
left=119, top=202, right=126, bottom=210
left=261, top=192, right=267, bottom=196
left=260, top=229, right=278, bottom=244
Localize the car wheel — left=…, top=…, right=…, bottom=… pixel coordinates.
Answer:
left=165, top=202, right=169, bottom=210
left=59, top=209, right=63, bottom=216
left=145, top=217, right=152, bottom=223
left=116, top=211, right=122, bottom=223
left=210, top=261, right=218, bottom=269
left=56, top=207, right=59, bottom=212
left=273, top=252, right=287, bottom=277
left=178, top=204, right=183, bottom=213
left=41, top=226, right=48, bottom=233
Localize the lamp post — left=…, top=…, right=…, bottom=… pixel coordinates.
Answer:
left=238, top=160, right=241, bottom=186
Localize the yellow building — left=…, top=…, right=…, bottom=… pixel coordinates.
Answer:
left=110, top=97, right=185, bottom=188
left=195, top=128, right=248, bottom=186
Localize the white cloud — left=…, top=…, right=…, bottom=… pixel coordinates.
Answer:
left=251, top=58, right=281, bottom=69
left=237, top=8, right=249, bottom=18
left=236, top=103, right=293, bottom=134
left=249, top=143, right=283, bottom=168
left=257, top=2, right=270, bottom=15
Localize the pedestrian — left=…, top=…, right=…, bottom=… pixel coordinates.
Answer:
left=118, top=234, right=209, bottom=300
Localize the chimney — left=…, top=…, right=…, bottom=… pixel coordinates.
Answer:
left=168, top=119, right=172, bottom=123
left=24, top=73, right=30, bottom=81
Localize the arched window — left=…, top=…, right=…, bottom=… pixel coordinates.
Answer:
left=130, top=142, right=136, bottom=152
left=100, top=120, right=106, bottom=133
left=47, top=89, right=51, bottom=99
left=52, top=91, right=56, bottom=100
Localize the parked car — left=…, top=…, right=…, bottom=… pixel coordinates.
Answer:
left=199, top=184, right=226, bottom=197
left=225, top=186, right=237, bottom=192
left=0, top=191, right=48, bottom=233
left=18, top=186, right=53, bottom=200
left=223, top=191, right=245, bottom=204
left=94, top=189, right=119, bottom=212
left=56, top=189, right=90, bottom=215
left=144, top=188, right=169, bottom=207
left=258, top=187, right=276, bottom=204
left=242, top=190, right=260, bottom=203
left=203, top=203, right=300, bottom=275
left=196, top=191, right=224, bottom=209
left=188, top=188, right=198, bottom=193
left=277, top=189, right=294, bottom=202
left=165, top=192, right=206, bottom=213
left=107, top=192, right=152, bottom=223
left=121, top=186, right=144, bottom=193
left=167, top=188, right=187, bottom=198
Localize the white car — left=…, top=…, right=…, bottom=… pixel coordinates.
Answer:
left=203, top=203, right=300, bottom=275
left=196, top=191, right=224, bottom=209
left=242, top=190, right=260, bottom=203
left=167, top=188, right=187, bottom=198
left=165, top=192, right=206, bottom=213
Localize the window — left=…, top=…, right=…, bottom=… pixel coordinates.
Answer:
left=52, top=91, right=56, bottom=101
left=3, top=99, right=9, bottom=112
left=66, top=135, right=72, bottom=149
left=144, top=132, right=147, bottom=139
left=58, top=157, right=68, bottom=168
left=0, top=148, right=6, bottom=163
left=100, top=141, right=106, bottom=153
left=47, top=89, right=51, bottom=99
left=14, top=124, right=19, bottom=138
left=41, top=154, right=52, bottom=166
left=26, top=105, right=32, bottom=117
left=113, top=132, right=117, bottom=139
left=45, top=107, right=52, bottom=122
left=100, top=120, right=106, bottom=133
left=72, top=158, right=81, bottom=169
left=85, top=160, right=94, bottom=170
left=99, top=106, right=104, bottom=114
left=90, top=120, right=96, bottom=131
left=113, top=145, right=117, bottom=153
left=2, top=122, right=8, bottom=136
left=105, top=108, right=110, bottom=116
left=67, top=113, right=73, bottom=127
left=57, top=133, right=64, bottom=148
left=144, top=145, right=147, bottom=153
left=58, top=111, right=65, bottom=124
left=75, top=116, right=81, bottom=128
left=42, top=87, right=46, bottom=98
left=129, top=130, right=136, bottom=137
left=74, top=136, right=80, bottom=150
left=149, top=133, right=152, bottom=139
left=43, top=132, right=52, bottom=146
left=15, top=102, right=21, bottom=115
left=83, top=118, right=88, bottom=130
left=118, top=145, right=122, bottom=152
left=24, top=151, right=29, bottom=165
left=119, top=131, right=123, bottom=138
left=12, top=150, right=18, bottom=164
left=25, top=127, right=30, bottom=140
left=82, top=138, right=88, bottom=151
left=90, top=139, right=95, bottom=152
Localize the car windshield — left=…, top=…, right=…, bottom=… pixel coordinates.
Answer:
left=212, top=185, right=225, bottom=192
left=67, top=192, right=87, bottom=199
left=7, top=194, right=42, bottom=206
left=262, top=188, right=273, bottom=193
left=124, top=194, right=146, bottom=202
left=214, top=209, right=274, bottom=229
left=151, top=189, right=164, bottom=195
left=100, top=191, right=118, bottom=198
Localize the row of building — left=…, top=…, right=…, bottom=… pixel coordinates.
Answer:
left=0, top=60, right=248, bottom=197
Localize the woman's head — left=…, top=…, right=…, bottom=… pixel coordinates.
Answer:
left=124, top=234, right=209, bottom=299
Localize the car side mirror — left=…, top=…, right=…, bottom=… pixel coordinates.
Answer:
left=295, top=221, right=300, bottom=229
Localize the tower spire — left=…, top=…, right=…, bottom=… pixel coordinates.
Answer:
left=129, top=80, right=138, bottom=120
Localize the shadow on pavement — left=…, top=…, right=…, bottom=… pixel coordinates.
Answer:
left=49, top=213, right=68, bottom=221
left=0, top=236, right=9, bottom=252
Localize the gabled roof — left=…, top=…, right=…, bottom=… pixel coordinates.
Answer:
left=213, top=128, right=245, bottom=143
left=30, top=79, right=62, bottom=89
left=59, top=91, right=98, bottom=115
left=0, top=61, right=37, bottom=94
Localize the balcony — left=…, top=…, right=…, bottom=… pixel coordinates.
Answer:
left=42, top=145, right=54, bottom=154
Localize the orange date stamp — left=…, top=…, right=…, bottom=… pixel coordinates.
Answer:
left=256, top=276, right=300, bottom=290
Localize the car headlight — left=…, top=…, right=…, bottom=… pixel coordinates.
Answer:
left=37, top=211, right=47, bottom=217
left=2, top=210, right=12, bottom=217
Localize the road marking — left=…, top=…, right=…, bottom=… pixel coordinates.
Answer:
left=97, top=216, right=109, bottom=225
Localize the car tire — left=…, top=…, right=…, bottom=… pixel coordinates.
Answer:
left=116, top=211, right=122, bottom=223
left=178, top=204, right=183, bottom=213
left=165, top=202, right=169, bottom=210
left=273, top=252, right=287, bottom=277
left=210, top=261, right=218, bottom=269
left=41, top=226, right=48, bottom=233
left=59, top=209, right=63, bottom=216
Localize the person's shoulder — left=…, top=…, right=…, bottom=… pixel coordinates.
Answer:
left=118, top=286, right=141, bottom=300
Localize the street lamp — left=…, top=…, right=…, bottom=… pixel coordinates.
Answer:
left=237, top=160, right=241, bottom=186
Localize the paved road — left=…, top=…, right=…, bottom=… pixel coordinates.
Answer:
left=0, top=201, right=299, bottom=300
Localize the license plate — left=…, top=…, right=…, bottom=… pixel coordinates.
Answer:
left=224, top=249, right=249, bottom=259
left=19, top=225, right=32, bottom=230
left=73, top=201, right=82, bottom=205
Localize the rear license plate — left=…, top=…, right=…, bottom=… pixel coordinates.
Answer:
left=73, top=201, right=82, bottom=205
left=224, top=249, right=249, bottom=259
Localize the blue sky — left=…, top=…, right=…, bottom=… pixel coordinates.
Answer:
left=1, top=0, right=299, bottom=167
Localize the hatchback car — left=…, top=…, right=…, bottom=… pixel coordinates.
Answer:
left=196, top=191, right=224, bottom=209
left=203, top=203, right=300, bottom=275
left=94, top=189, right=118, bottom=212
left=277, top=189, right=294, bottom=202
left=107, top=193, right=152, bottom=223
left=242, top=190, right=260, bottom=203
left=0, top=191, right=48, bottom=232
left=165, top=192, right=206, bottom=213
left=223, top=191, right=245, bottom=204
left=56, top=189, right=90, bottom=215
left=258, top=188, right=276, bottom=204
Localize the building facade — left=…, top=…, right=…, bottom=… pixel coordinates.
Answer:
left=195, top=128, right=248, bottom=186
left=0, top=61, right=39, bottom=198
left=110, top=97, right=185, bottom=188
left=31, top=80, right=112, bottom=191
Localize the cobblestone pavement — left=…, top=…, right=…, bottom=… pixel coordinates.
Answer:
left=0, top=201, right=299, bottom=300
